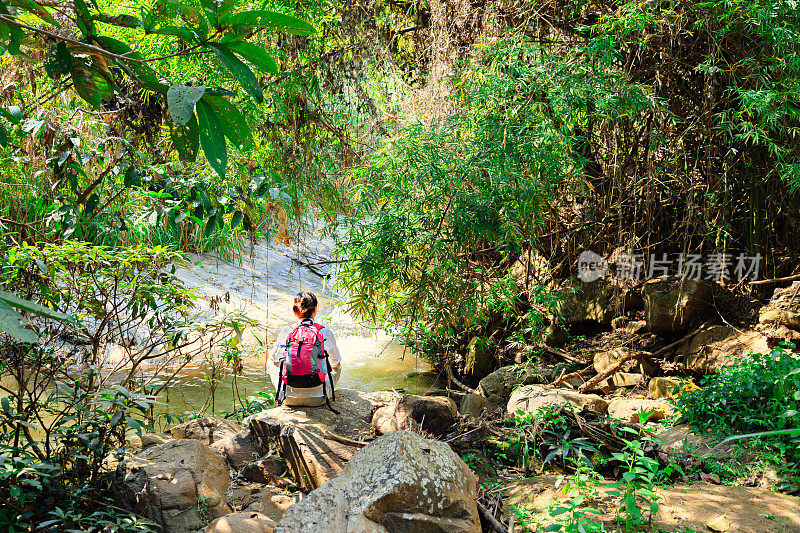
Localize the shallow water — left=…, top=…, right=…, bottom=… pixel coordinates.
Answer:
left=147, top=236, right=436, bottom=419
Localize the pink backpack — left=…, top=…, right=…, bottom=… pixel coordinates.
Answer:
left=276, top=319, right=337, bottom=411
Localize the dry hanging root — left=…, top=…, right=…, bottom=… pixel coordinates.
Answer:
left=265, top=201, right=291, bottom=246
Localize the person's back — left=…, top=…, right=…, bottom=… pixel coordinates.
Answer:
left=268, top=292, right=341, bottom=408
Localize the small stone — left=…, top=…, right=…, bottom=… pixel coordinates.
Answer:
left=625, top=320, right=648, bottom=334
left=598, top=372, right=644, bottom=391
left=544, top=324, right=569, bottom=346
left=594, top=348, right=655, bottom=376
left=141, top=433, right=169, bottom=449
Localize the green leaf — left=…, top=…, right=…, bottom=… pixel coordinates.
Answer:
left=70, top=59, right=103, bottom=109
left=123, top=166, right=141, bottom=187
left=209, top=43, right=263, bottom=102
left=94, top=36, right=163, bottom=92
left=73, top=0, right=97, bottom=37
left=0, top=2, right=24, bottom=55
left=224, top=39, right=278, bottom=74
left=149, top=25, right=197, bottom=42
left=0, top=300, right=38, bottom=343
left=0, top=105, right=22, bottom=124
left=196, top=99, right=227, bottom=179
left=223, top=10, right=316, bottom=35
left=202, top=94, right=252, bottom=149
left=167, top=85, right=206, bottom=125
left=230, top=210, right=242, bottom=229
left=6, top=0, right=60, bottom=26
left=0, top=122, right=7, bottom=147
left=0, top=290, right=74, bottom=322
left=204, top=213, right=217, bottom=236
left=171, top=114, right=200, bottom=162
left=45, top=42, right=72, bottom=78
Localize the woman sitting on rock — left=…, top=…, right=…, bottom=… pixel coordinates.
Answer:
left=269, top=291, right=341, bottom=408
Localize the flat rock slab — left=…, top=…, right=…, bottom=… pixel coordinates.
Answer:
left=249, top=389, right=394, bottom=491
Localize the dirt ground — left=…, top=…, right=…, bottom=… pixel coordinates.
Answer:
left=503, top=476, right=800, bottom=532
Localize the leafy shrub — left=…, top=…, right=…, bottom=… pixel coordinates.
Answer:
left=0, top=242, right=241, bottom=529
left=676, top=345, right=800, bottom=436
left=675, top=344, right=800, bottom=490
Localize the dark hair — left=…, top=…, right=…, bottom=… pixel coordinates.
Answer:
left=293, top=291, right=318, bottom=319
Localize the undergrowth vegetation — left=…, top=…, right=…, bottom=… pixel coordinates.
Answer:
left=675, top=344, right=800, bottom=491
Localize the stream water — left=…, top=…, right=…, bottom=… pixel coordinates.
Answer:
left=147, top=237, right=435, bottom=419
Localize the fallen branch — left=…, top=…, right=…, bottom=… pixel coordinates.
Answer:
left=477, top=501, right=508, bottom=533
left=578, top=320, right=713, bottom=393
left=553, top=363, right=594, bottom=386
left=750, top=273, right=800, bottom=286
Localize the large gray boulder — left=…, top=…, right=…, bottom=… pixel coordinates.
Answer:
left=477, top=365, right=547, bottom=406
left=275, top=431, right=481, bottom=533
left=248, top=389, right=393, bottom=491
left=372, top=394, right=457, bottom=437
left=507, top=385, right=608, bottom=415
left=114, top=439, right=231, bottom=532
left=642, top=278, right=709, bottom=335
left=170, top=416, right=241, bottom=446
